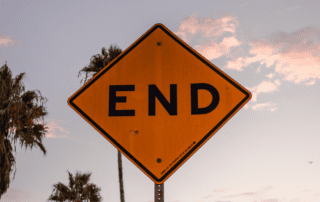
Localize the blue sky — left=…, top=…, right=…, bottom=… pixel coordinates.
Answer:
left=1, top=0, right=320, bottom=201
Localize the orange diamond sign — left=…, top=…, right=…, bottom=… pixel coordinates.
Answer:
left=68, top=23, right=251, bottom=184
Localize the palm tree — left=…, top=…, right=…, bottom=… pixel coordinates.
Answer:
left=77, top=45, right=125, bottom=202
left=0, top=61, right=49, bottom=198
left=48, top=170, right=102, bottom=202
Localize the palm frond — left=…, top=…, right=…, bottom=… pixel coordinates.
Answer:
left=48, top=170, right=102, bottom=202
left=78, top=44, right=122, bottom=86
left=0, top=61, right=49, bottom=198
left=67, top=170, right=75, bottom=190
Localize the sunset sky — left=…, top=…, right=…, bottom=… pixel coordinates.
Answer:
left=1, top=0, right=320, bottom=202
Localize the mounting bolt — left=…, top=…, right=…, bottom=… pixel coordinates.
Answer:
left=157, top=158, right=162, bottom=163
left=157, top=42, right=162, bottom=46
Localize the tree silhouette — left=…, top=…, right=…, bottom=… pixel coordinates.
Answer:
left=77, top=45, right=125, bottom=202
left=48, top=170, right=102, bottom=202
left=0, top=61, right=49, bottom=198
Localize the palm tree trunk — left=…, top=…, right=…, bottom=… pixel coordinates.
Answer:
left=118, top=150, right=125, bottom=202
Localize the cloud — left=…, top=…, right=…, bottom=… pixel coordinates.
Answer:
left=8, top=119, right=70, bottom=139
left=266, top=73, right=275, bottom=78
left=175, top=16, right=320, bottom=112
left=174, top=15, right=241, bottom=60
left=251, top=102, right=277, bottom=112
left=253, top=80, right=279, bottom=93
left=221, top=36, right=241, bottom=49
left=44, top=119, right=70, bottom=138
left=223, top=27, right=320, bottom=111
left=0, top=34, right=21, bottom=47
left=175, top=15, right=238, bottom=41
left=225, top=27, right=320, bottom=85
left=247, top=80, right=279, bottom=102
left=194, top=36, right=241, bottom=60
left=244, top=80, right=279, bottom=112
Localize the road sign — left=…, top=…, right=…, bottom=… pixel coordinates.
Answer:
left=68, top=23, right=251, bottom=184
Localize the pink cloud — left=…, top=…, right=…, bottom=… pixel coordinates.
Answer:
left=225, top=57, right=248, bottom=71
left=7, top=119, right=69, bottom=139
left=175, top=16, right=320, bottom=113
left=0, top=34, right=21, bottom=47
left=221, top=36, right=241, bottom=49
left=275, top=48, right=320, bottom=83
left=194, top=36, right=242, bottom=60
left=175, top=15, right=238, bottom=41
left=44, top=119, right=70, bottom=138
left=266, top=73, right=275, bottom=78
left=174, top=15, right=241, bottom=60
left=251, top=102, right=277, bottom=112
left=255, top=80, right=279, bottom=93
left=247, top=80, right=279, bottom=103
left=225, top=27, right=320, bottom=85
left=245, top=80, right=279, bottom=112
left=274, top=79, right=281, bottom=86
left=194, top=43, right=225, bottom=60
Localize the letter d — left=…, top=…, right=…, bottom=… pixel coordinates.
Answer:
left=191, top=83, right=219, bottom=115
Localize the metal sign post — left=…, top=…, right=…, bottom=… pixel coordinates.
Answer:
left=155, top=183, right=164, bottom=202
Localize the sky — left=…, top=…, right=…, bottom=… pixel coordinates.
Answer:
left=1, top=0, right=320, bottom=201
